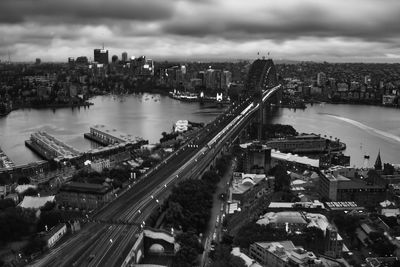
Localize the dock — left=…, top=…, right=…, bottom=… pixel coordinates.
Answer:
left=0, top=147, right=15, bottom=169
left=84, top=125, right=147, bottom=147
left=25, top=131, right=82, bottom=162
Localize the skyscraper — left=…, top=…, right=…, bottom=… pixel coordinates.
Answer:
left=111, top=55, right=118, bottom=63
left=121, top=52, right=128, bottom=62
left=94, top=48, right=109, bottom=64
left=317, top=72, right=326, bottom=86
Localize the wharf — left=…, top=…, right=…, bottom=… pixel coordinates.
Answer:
left=85, top=125, right=147, bottom=147
left=25, top=131, right=82, bottom=161
left=0, top=147, right=15, bottom=169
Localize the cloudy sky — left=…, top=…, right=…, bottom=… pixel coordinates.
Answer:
left=1, top=0, right=400, bottom=62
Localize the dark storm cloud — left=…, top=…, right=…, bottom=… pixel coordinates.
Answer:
left=0, top=0, right=174, bottom=24
left=1, top=0, right=400, bottom=61
left=162, top=0, right=400, bottom=44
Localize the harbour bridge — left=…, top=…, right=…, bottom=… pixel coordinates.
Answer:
left=30, top=58, right=282, bottom=267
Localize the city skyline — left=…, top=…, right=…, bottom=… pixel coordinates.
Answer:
left=1, top=0, right=400, bottom=63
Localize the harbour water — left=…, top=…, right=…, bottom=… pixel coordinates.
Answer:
left=268, top=103, right=400, bottom=167
left=0, top=94, right=224, bottom=165
left=1, top=96, right=399, bottom=168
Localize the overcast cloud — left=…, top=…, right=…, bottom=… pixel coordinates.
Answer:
left=1, top=0, right=400, bottom=62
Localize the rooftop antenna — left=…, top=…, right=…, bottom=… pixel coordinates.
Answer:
left=102, top=43, right=105, bottom=50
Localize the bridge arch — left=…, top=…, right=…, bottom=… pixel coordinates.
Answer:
left=245, top=58, right=278, bottom=93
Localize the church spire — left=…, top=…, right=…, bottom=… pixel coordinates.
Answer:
left=374, top=150, right=382, bottom=170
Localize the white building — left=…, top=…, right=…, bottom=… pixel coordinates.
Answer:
left=44, top=223, right=67, bottom=248
left=249, top=241, right=327, bottom=267
left=19, top=196, right=55, bottom=210
left=89, top=159, right=111, bottom=173
left=173, top=120, right=189, bottom=133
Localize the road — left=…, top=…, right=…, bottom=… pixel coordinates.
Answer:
left=201, top=159, right=235, bottom=267
left=30, top=99, right=252, bottom=267
left=30, top=86, right=280, bottom=267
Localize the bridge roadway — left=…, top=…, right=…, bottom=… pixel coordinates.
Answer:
left=30, top=99, right=252, bottom=267
left=30, top=85, right=280, bottom=267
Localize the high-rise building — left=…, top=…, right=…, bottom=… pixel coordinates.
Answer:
left=221, top=70, right=232, bottom=91
left=35, top=58, right=41, bottom=64
left=317, top=72, right=326, bottom=87
left=324, top=226, right=343, bottom=258
left=76, top=56, right=88, bottom=65
left=242, top=142, right=271, bottom=174
left=111, top=55, right=118, bottom=64
left=94, top=48, right=109, bottom=64
left=121, top=52, right=128, bottom=62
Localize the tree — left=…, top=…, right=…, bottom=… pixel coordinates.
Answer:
left=165, top=201, right=184, bottom=228
left=0, top=198, right=15, bottom=210
left=331, top=213, right=360, bottom=235
left=383, top=163, right=395, bottom=175
left=17, top=176, right=31, bottom=185
left=173, top=232, right=203, bottom=267
left=211, top=244, right=246, bottom=267
left=23, top=236, right=46, bottom=255
left=166, top=179, right=213, bottom=232
left=0, top=207, right=35, bottom=244
left=37, top=210, right=62, bottom=232
left=40, top=201, right=55, bottom=212
left=366, top=169, right=380, bottom=185
left=22, top=187, right=39, bottom=197
left=234, top=222, right=287, bottom=248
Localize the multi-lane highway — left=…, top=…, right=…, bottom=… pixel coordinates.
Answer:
left=30, top=98, right=253, bottom=267
left=30, top=86, right=280, bottom=267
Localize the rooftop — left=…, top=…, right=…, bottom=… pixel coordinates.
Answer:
left=44, top=223, right=66, bottom=239
left=91, top=124, right=144, bottom=144
left=30, top=131, right=81, bottom=158
left=271, top=150, right=320, bottom=168
left=19, top=195, right=55, bottom=209
left=232, top=247, right=263, bottom=267
left=257, top=211, right=330, bottom=232
left=231, top=173, right=268, bottom=195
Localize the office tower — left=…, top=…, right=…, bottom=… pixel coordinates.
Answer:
left=94, top=48, right=109, bottom=64
left=317, top=72, right=326, bottom=86
left=111, top=55, right=118, bottom=63
left=76, top=56, right=88, bottom=65
left=122, top=52, right=128, bottom=62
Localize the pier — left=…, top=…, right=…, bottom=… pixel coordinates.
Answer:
left=84, top=124, right=147, bottom=147
left=0, top=148, right=15, bottom=169
left=25, top=131, right=82, bottom=162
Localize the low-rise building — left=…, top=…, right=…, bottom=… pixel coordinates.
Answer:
left=89, top=159, right=111, bottom=173
left=19, top=195, right=55, bottom=210
left=229, top=172, right=274, bottom=205
left=232, top=247, right=263, bottom=267
left=240, top=142, right=272, bottom=174
left=249, top=241, right=326, bottom=267
left=44, top=223, right=67, bottom=248
left=267, top=201, right=325, bottom=212
left=271, top=150, right=320, bottom=170
left=319, top=167, right=386, bottom=206
left=57, top=182, right=113, bottom=210
left=266, top=134, right=326, bottom=154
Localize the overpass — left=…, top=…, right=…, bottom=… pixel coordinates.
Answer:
left=30, top=59, right=281, bottom=267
